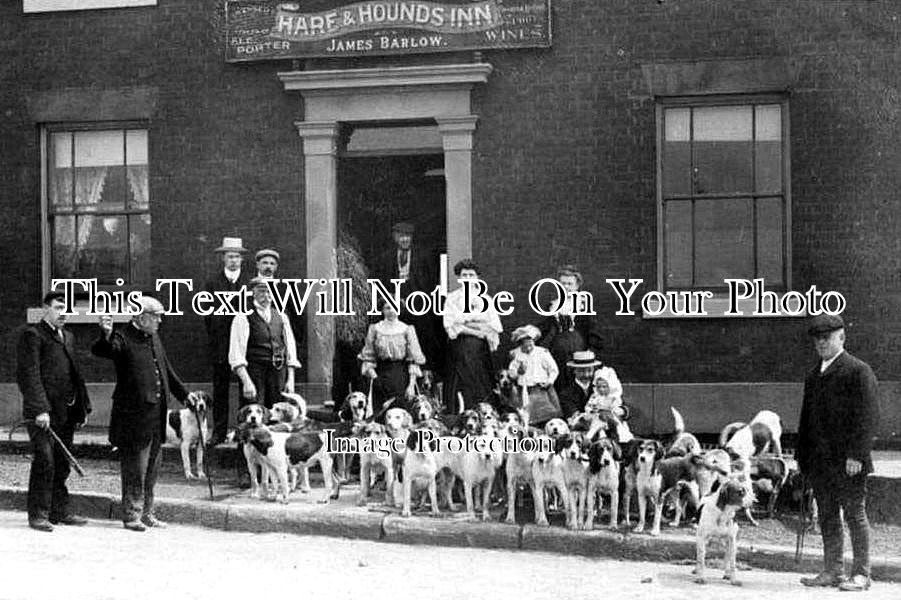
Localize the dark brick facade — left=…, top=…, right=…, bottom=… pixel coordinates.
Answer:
left=1, top=0, right=898, bottom=392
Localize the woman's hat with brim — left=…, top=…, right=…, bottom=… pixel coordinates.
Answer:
left=567, top=350, right=602, bottom=369
left=214, top=237, right=247, bottom=253
left=511, top=324, right=541, bottom=344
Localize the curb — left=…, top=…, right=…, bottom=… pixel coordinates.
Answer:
left=1, top=485, right=898, bottom=582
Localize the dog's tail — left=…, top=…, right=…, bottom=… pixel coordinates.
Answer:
left=670, top=406, right=685, bottom=435
left=718, top=421, right=746, bottom=448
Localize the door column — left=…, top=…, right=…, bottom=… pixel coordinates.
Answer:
left=295, top=120, right=339, bottom=402
left=436, top=115, right=478, bottom=270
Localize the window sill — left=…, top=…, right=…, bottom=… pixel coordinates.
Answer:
left=641, top=294, right=809, bottom=319
left=27, top=303, right=133, bottom=325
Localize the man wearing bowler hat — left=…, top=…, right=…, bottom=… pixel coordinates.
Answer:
left=203, top=237, right=248, bottom=446
left=798, top=314, right=879, bottom=592
left=92, top=295, right=200, bottom=531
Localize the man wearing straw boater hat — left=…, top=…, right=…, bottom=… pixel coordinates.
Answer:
left=557, top=349, right=603, bottom=420
left=203, top=236, right=248, bottom=446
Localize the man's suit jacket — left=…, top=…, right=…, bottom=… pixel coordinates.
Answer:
left=92, top=324, right=188, bottom=450
left=203, top=270, right=247, bottom=362
left=797, top=350, right=880, bottom=481
left=373, top=245, right=438, bottom=298
left=16, top=321, right=91, bottom=427
left=558, top=379, right=593, bottom=420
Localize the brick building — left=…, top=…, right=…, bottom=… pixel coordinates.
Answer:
left=1, top=0, right=898, bottom=438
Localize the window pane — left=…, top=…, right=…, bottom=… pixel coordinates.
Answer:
left=694, top=198, right=753, bottom=286
left=76, top=215, right=127, bottom=284
left=126, top=130, right=148, bottom=165
left=756, top=198, right=784, bottom=286
left=49, top=133, right=72, bottom=208
left=664, top=200, right=692, bottom=287
left=755, top=105, right=782, bottom=194
left=52, top=215, right=77, bottom=278
left=663, top=109, right=691, bottom=196
left=126, top=165, right=149, bottom=209
left=74, top=130, right=124, bottom=167
left=129, top=214, right=151, bottom=285
left=694, top=106, right=753, bottom=194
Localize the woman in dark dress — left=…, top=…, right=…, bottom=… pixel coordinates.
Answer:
left=442, top=259, right=503, bottom=414
left=539, top=265, right=602, bottom=393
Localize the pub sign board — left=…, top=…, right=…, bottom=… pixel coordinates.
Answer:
left=225, top=0, right=552, bottom=61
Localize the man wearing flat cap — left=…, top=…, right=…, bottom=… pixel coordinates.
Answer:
left=229, top=276, right=301, bottom=409
left=373, top=221, right=444, bottom=377
left=798, top=314, right=879, bottom=592
left=92, top=295, right=200, bottom=532
left=254, top=248, right=280, bottom=279
left=203, top=237, right=248, bottom=446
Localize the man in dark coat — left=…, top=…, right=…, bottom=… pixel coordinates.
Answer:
left=372, top=222, right=444, bottom=377
left=203, top=236, right=248, bottom=445
left=557, top=350, right=601, bottom=420
left=16, top=291, right=92, bottom=532
left=92, top=295, right=197, bottom=532
left=797, top=314, right=879, bottom=592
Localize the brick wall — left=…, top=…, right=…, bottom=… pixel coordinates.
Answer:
left=0, top=0, right=898, bottom=391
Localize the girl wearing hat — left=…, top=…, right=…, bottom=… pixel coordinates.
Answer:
left=359, top=300, right=426, bottom=418
left=584, top=366, right=632, bottom=441
left=507, top=324, right=561, bottom=426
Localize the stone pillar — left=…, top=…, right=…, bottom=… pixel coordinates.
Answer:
left=295, top=120, right=340, bottom=403
left=436, top=115, right=478, bottom=270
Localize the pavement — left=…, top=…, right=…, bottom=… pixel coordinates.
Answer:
left=1, top=425, right=900, bottom=583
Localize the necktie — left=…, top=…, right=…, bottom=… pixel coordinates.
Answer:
left=399, top=250, right=409, bottom=266
left=58, top=328, right=65, bottom=343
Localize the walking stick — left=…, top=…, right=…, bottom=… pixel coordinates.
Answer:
left=11, top=420, right=85, bottom=477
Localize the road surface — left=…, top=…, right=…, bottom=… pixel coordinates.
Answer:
left=1, top=510, right=897, bottom=600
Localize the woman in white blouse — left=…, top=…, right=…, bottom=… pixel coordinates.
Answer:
left=442, top=259, right=503, bottom=413
left=359, top=300, right=426, bottom=417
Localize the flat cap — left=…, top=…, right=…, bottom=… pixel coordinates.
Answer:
left=135, top=295, right=165, bottom=315
left=255, top=248, right=280, bottom=262
left=807, top=314, right=845, bottom=336
left=392, top=222, right=415, bottom=235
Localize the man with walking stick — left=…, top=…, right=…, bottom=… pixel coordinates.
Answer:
left=797, top=314, right=879, bottom=592
left=16, top=291, right=92, bottom=532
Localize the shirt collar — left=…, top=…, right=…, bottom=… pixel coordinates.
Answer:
left=224, top=268, right=240, bottom=282
left=820, top=349, right=844, bottom=373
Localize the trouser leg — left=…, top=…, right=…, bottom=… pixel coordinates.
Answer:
left=212, top=361, right=234, bottom=439
left=840, top=476, right=871, bottom=578
left=49, top=424, right=74, bottom=520
left=26, top=425, right=54, bottom=521
left=142, top=432, right=163, bottom=518
left=812, top=479, right=845, bottom=576
left=120, top=442, right=151, bottom=523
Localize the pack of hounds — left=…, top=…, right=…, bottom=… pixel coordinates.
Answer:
left=167, top=381, right=810, bottom=587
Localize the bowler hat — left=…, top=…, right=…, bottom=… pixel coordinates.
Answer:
left=255, top=248, right=280, bottom=262
left=214, top=237, right=247, bottom=253
left=392, top=222, right=415, bottom=235
left=807, top=314, right=845, bottom=336
left=566, top=350, right=602, bottom=369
